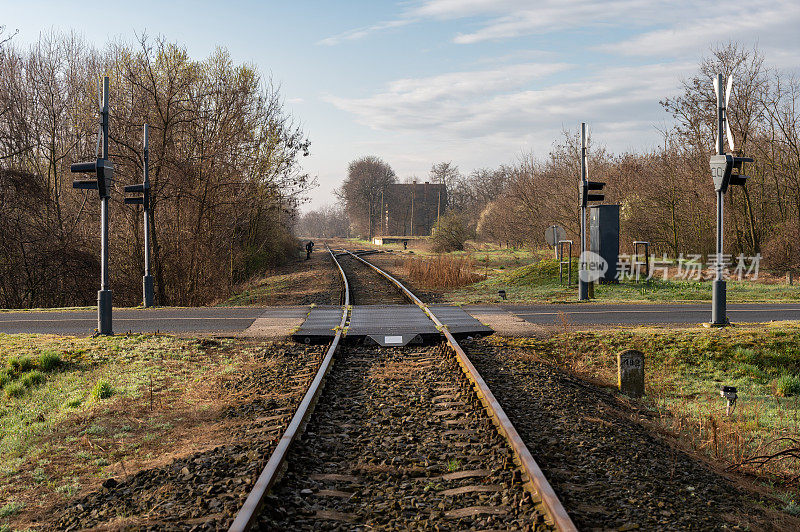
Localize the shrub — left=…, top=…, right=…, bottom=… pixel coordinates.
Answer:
left=91, top=380, right=113, bottom=400
left=785, top=501, right=800, bottom=516
left=38, top=351, right=61, bottom=372
left=7, top=355, right=35, bottom=374
left=4, top=381, right=25, bottom=398
left=431, top=213, right=474, bottom=252
left=21, top=370, right=45, bottom=388
left=775, top=374, right=800, bottom=397
left=733, top=362, right=768, bottom=383
left=65, top=398, right=82, bottom=408
left=0, top=500, right=23, bottom=517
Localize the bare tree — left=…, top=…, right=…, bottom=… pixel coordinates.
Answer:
left=337, top=156, right=396, bottom=239
left=429, top=161, right=460, bottom=191
left=295, top=203, right=350, bottom=238
left=0, top=32, right=312, bottom=308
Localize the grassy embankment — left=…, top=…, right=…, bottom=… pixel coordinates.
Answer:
left=494, top=324, right=800, bottom=510
left=0, top=334, right=243, bottom=530
left=219, top=249, right=336, bottom=307
left=393, top=245, right=800, bottom=304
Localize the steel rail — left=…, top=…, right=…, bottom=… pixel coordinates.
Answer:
left=228, top=246, right=349, bottom=532
left=344, top=249, right=577, bottom=532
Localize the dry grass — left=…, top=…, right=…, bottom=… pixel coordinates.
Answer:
left=651, top=386, right=800, bottom=481
left=491, top=326, right=800, bottom=495
left=404, top=255, right=483, bottom=289
left=0, top=334, right=254, bottom=530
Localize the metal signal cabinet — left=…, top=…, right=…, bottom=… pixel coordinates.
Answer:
left=589, top=204, right=620, bottom=284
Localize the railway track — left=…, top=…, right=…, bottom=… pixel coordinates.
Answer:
left=230, top=248, right=575, bottom=531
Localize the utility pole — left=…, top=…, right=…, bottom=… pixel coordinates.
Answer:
left=410, top=182, right=415, bottom=236
left=125, top=124, right=153, bottom=307
left=709, top=73, right=753, bottom=325
left=143, top=125, right=153, bottom=307
left=578, top=123, right=589, bottom=301
left=577, top=122, right=605, bottom=301
left=71, top=76, right=113, bottom=334
left=437, top=188, right=441, bottom=226
left=99, top=78, right=111, bottom=333
left=712, top=73, right=726, bottom=325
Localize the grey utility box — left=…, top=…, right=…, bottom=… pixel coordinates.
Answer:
left=589, top=204, right=620, bottom=284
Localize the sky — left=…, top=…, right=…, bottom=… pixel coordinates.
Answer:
left=2, top=0, right=799, bottom=211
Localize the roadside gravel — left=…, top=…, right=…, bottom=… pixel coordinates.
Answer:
left=51, top=342, right=324, bottom=531
left=464, top=338, right=795, bottom=531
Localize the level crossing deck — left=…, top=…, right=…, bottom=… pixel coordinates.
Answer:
left=292, top=304, right=493, bottom=346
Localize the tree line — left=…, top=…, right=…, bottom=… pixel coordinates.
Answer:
left=313, top=43, right=799, bottom=270
left=0, top=31, right=310, bottom=308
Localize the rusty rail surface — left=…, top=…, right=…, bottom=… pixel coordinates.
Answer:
left=345, top=249, right=577, bottom=532
left=228, top=247, right=349, bottom=532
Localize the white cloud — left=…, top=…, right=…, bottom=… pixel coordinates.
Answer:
left=318, top=0, right=688, bottom=46
left=601, top=0, right=800, bottom=57
left=318, top=0, right=798, bottom=60
left=317, top=18, right=413, bottom=46
left=324, top=62, right=572, bottom=131
left=307, top=1, right=800, bottom=210
left=325, top=61, right=689, bottom=143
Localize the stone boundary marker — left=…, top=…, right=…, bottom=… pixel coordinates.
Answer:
left=618, top=349, right=645, bottom=397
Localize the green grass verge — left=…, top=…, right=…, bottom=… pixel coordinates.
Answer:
left=220, top=277, right=291, bottom=306
left=444, top=257, right=800, bottom=304
left=494, top=323, right=800, bottom=480
left=0, top=334, right=234, bottom=476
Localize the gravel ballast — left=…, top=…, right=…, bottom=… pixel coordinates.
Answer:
left=464, top=338, right=795, bottom=531
left=257, top=344, right=549, bottom=530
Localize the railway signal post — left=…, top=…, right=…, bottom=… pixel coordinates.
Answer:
left=71, top=76, right=114, bottom=334
left=578, top=122, right=605, bottom=301
left=709, top=74, right=753, bottom=326
left=124, top=124, right=153, bottom=307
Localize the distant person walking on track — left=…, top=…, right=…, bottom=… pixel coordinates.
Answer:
left=306, top=241, right=314, bottom=260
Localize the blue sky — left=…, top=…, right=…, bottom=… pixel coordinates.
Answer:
left=3, top=0, right=798, bottom=210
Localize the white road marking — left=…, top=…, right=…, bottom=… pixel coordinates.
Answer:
left=0, top=317, right=257, bottom=324
left=515, top=308, right=800, bottom=317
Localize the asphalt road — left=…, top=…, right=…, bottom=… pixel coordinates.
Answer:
left=0, top=307, right=267, bottom=336
left=496, top=303, right=800, bottom=326
left=0, top=303, right=798, bottom=336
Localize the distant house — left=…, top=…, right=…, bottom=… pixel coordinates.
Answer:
left=379, top=181, right=447, bottom=237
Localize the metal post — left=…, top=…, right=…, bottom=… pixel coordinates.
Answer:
left=557, top=239, right=562, bottom=284
left=578, top=123, right=589, bottom=300
left=712, top=73, right=727, bottom=325
left=437, top=188, right=441, bottom=226
left=97, top=76, right=112, bottom=334
left=142, top=123, right=154, bottom=307
left=410, top=184, right=414, bottom=236
left=558, top=240, right=573, bottom=286
left=633, top=241, right=650, bottom=281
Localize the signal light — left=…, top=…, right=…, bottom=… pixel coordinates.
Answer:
left=709, top=154, right=753, bottom=193
left=71, top=157, right=114, bottom=198
left=580, top=180, right=605, bottom=207
left=124, top=183, right=149, bottom=206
